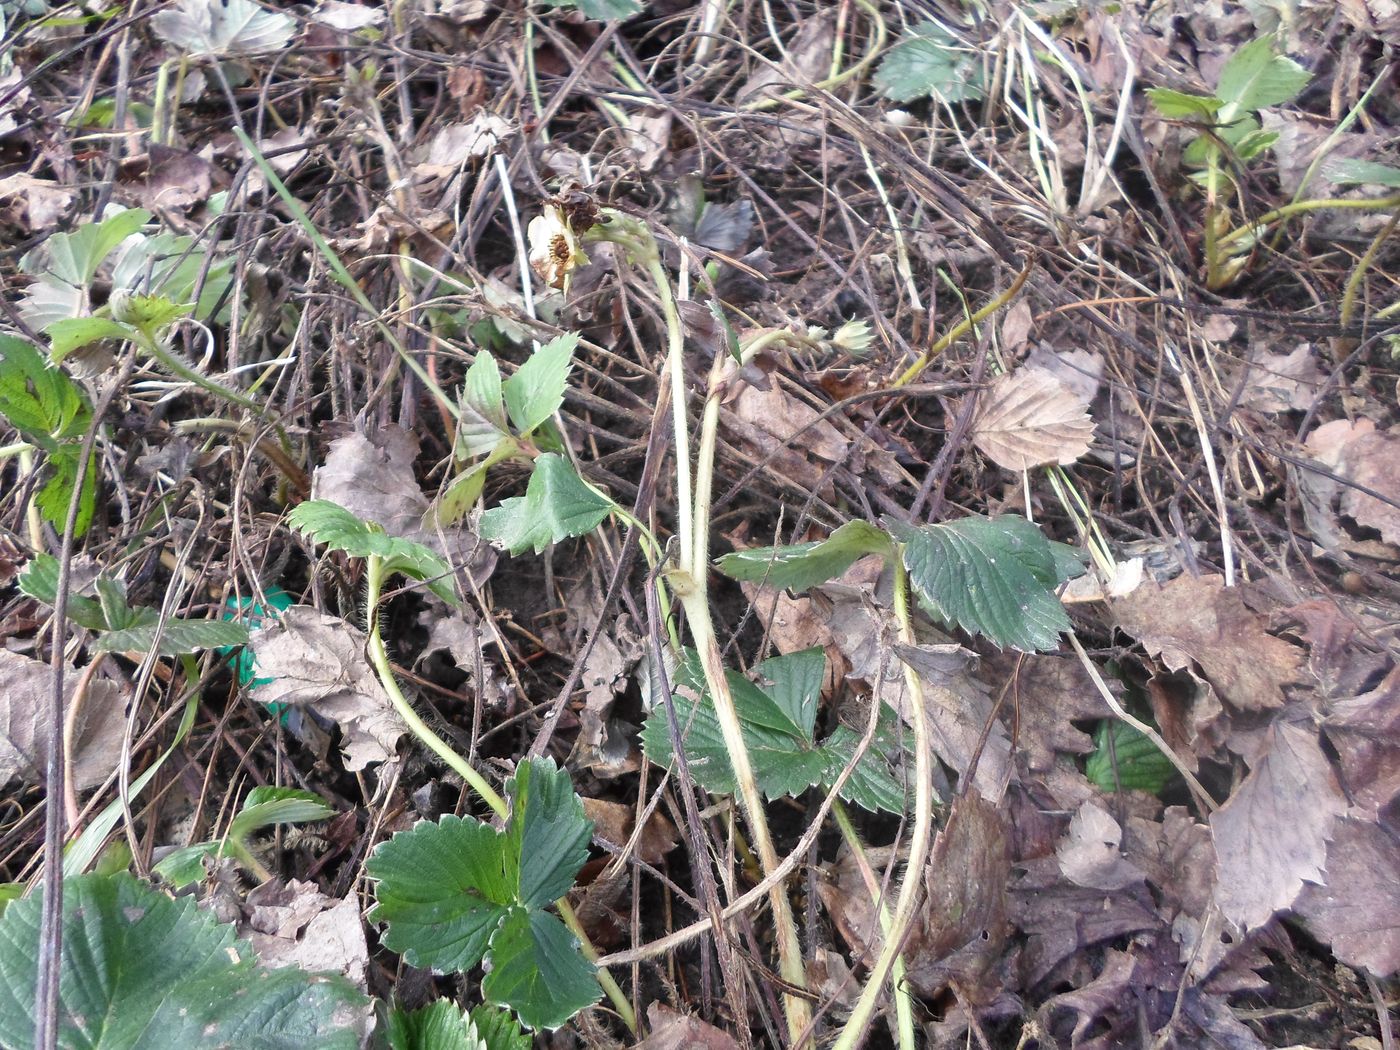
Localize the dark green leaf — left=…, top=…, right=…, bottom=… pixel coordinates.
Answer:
left=16, top=553, right=107, bottom=631
left=888, top=514, right=1072, bottom=652
left=368, top=815, right=514, bottom=973
left=0, top=334, right=90, bottom=442
left=468, top=1005, right=531, bottom=1050
left=1085, top=719, right=1176, bottom=794
left=386, top=1000, right=483, bottom=1050
left=480, top=908, right=600, bottom=1030
left=715, top=520, right=893, bottom=591
left=641, top=648, right=906, bottom=814
left=0, top=872, right=366, bottom=1050
left=478, top=454, right=614, bottom=555
left=503, top=758, right=593, bottom=909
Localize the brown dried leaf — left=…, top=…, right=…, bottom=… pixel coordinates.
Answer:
left=725, top=381, right=849, bottom=496
left=1210, top=721, right=1347, bottom=930
left=1295, top=816, right=1400, bottom=977
left=1322, top=664, right=1400, bottom=818
left=1113, top=575, right=1303, bottom=713
left=241, top=880, right=370, bottom=990
left=1057, top=801, right=1146, bottom=892
left=580, top=798, right=679, bottom=866
left=904, top=794, right=1010, bottom=1002
left=1237, top=344, right=1324, bottom=414
left=633, top=1004, right=739, bottom=1050
left=967, top=367, right=1095, bottom=472
left=1024, top=347, right=1105, bottom=406
left=0, top=651, right=123, bottom=791
left=250, top=607, right=406, bottom=771
left=0, top=173, right=76, bottom=232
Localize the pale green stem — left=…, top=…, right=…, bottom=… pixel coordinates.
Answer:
left=832, top=560, right=934, bottom=1050
left=1203, top=150, right=1225, bottom=290
left=1217, top=194, right=1400, bottom=250
left=363, top=556, right=635, bottom=1032
left=1339, top=206, right=1400, bottom=331
left=647, top=254, right=694, bottom=572
left=831, top=800, right=915, bottom=1050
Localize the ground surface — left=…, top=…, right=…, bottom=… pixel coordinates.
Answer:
left=0, top=0, right=1398, bottom=1047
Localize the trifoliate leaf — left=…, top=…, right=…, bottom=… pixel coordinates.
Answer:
left=288, top=499, right=456, bottom=603
left=1215, top=36, right=1311, bottom=117
left=481, top=908, right=600, bottom=1030
left=368, top=758, right=598, bottom=1029
left=151, top=0, right=296, bottom=56
left=887, top=514, right=1074, bottom=652
left=641, top=648, right=906, bottom=814
left=0, top=872, right=367, bottom=1050
left=874, top=20, right=984, bottom=103
left=478, top=454, right=614, bottom=555
left=502, top=332, right=578, bottom=437
left=715, top=520, right=892, bottom=592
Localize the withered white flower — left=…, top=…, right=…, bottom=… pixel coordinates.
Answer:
left=527, top=204, right=587, bottom=291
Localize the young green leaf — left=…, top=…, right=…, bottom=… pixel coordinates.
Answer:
left=368, top=757, right=599, bottom=1029
left=715, top=519, right=893, bottom=592
left=155, top=787, right=331, bottom=887
left=502, top=332, right=578, bottom=437
left=0, top=872, right=367, bottom=1050
left=478, top=454, right=615, bottom=555
left=1215, top=36, right=1310, bottom=117
left=886, top=514, right=1075, bottom=653
left=0, top=334, right=90, bottom=444
left=641, top=648, right=906, bottom=814
left=1145, top=88, right=1222, bottom=121
left=874, top=20, right=984, bottom=103
left=16, top=554, right=108, bottom=631
left=288, top=499, right=456, bottom=603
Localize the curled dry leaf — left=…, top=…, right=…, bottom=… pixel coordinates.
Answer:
left=725, top=380, right=850, bottom=497
left=634, top=1004, right=739, bottom=1050
left=1113, top=574, right=1303, bottom=713
left=0, top=650, right=123, bottom=791
left=250, top=606, right=407, bottom=771
left=1236, top=344, right=1323, bottom=414
left=967, top=367, right=1095, bottom=472
left=1210, top=721, right=1347, bottom=930
left=580, top=797, right=678, bottom=866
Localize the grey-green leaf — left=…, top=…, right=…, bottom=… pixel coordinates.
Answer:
left=0, top=872, right=366, bottom=1050
left=888, top=514, right=1072, bottom=652
left=715, top=520, right=893, bottom=591
left=874, top=20, right=984, bottom=103
left=96, top=617, right=250, bottom=657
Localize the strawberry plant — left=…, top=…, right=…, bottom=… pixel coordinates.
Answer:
left=367, top=758, right=600, bottom=1030
left=153, top=787, right=333, bottom=887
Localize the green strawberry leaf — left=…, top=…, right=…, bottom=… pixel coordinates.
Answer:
left=287, top=499, right=456, bottom=604
left=502, top=333, right=578, bottom=438
left=715, top=519, right=893, bottom=591
left=368, top=758, right=598, bottom=1029
left=1145, top=87, right=1222, bottom=121
left=480, top=908, right=600, bottom=1030
left=641, top=648, right=906, bottom=814
left=0, top=334, right=90, bottom=443
left=16, top=553, right=108, bottom=631
left=0, top=872, right=367, bottom=1050
left=887, top=514, right=1074, bottom=652
left=45, top=317, right=138, bottom=361
left=1085, top=719, right=1177, bottom=795
left=874, top=20, right=984, bottom=103
left=458, top=351, right=510, bottom=460
left=1215, top=36, right=1310, bottom=117
left=478, top=454, right=615, bottom=555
